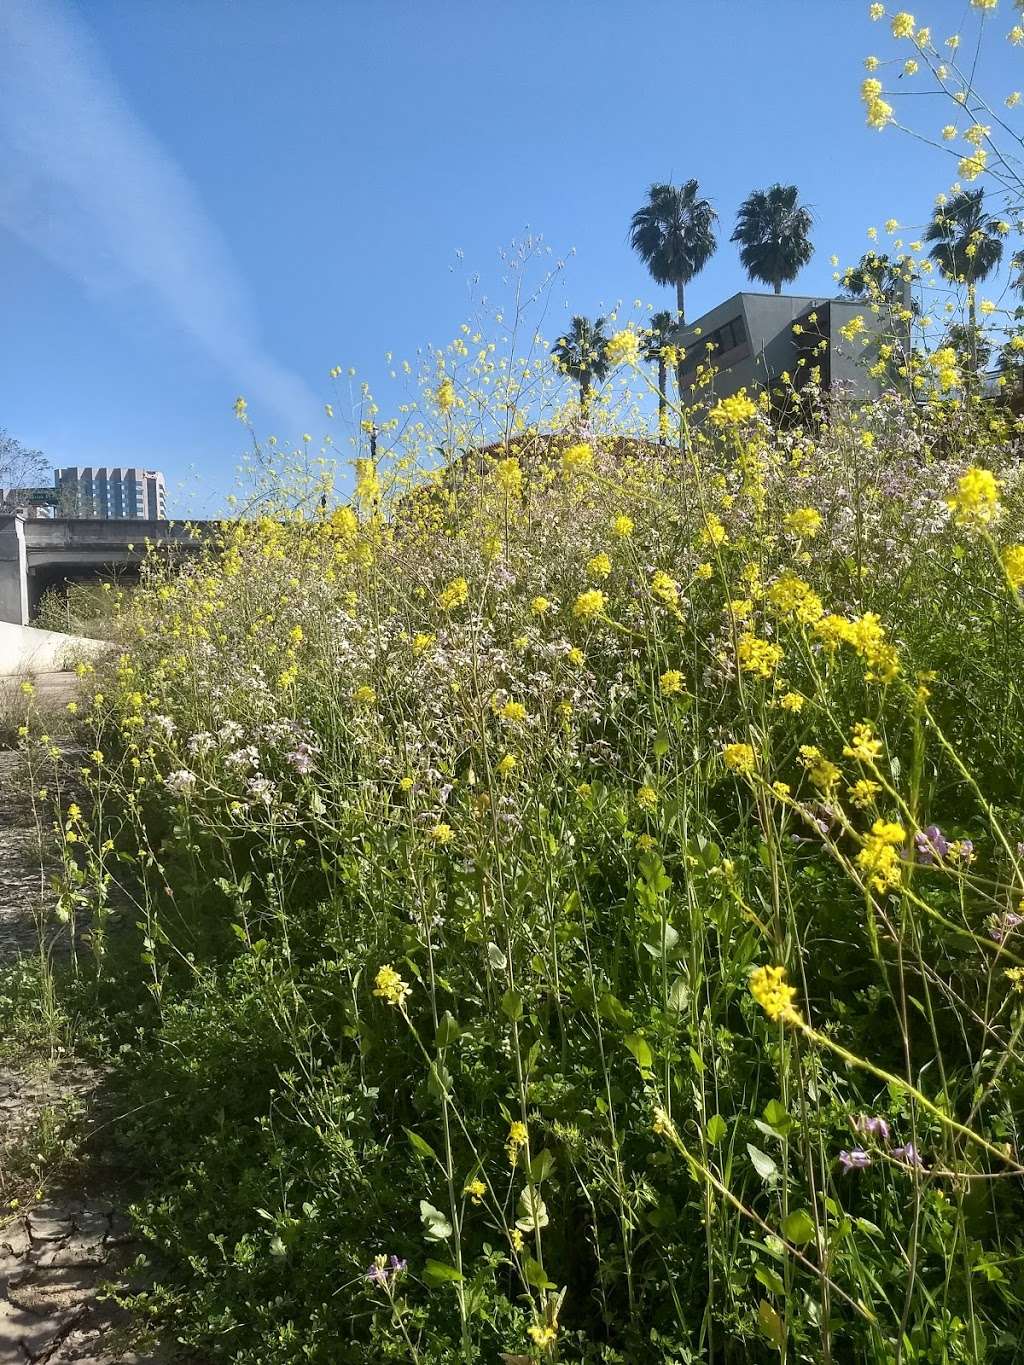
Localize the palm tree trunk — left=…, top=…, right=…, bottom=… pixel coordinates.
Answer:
left=968, top=286, right=978, bottom=395
left=580, top=374, right=590, bottom=417
left=658, top=358, right=667, bottom=441
left=774, top=275, right=782, bottom=295
left=674, top=280, right=686, bottom=413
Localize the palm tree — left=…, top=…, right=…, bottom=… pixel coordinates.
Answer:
left=629, top=181, right=718, bottom=326
left=551, top=315, right=610, bottom=414
left=841, top=251, right=918, bottom=313
left=731, top=184, right=814, bottom=294
left=640, top=311, right=675, bottom=438
left=924, top=189, right=1003, bottom=378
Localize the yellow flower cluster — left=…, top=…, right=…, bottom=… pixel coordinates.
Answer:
left=722, top=742, right=756, bottom=775
left=949, top=466, right=1001, bottom=528
left=506, top=1120, right=528, bottom=1166
left=587, top=552, right=612, bottom=580
left=766, top=572, right=824, bottom=625
left=784, top=507, right=823, bottom=539
left=843, top=721, right=882, bottom=762
left=659, top=669, right=684, bottom=696
left=605, top=329, right=640, bottom=367
left=562, top=442, right=593, bottom=473
left=650, top=570, right=679, bottom=607
left=856, top=819, right=906, bottom=893
left=374, top=964, right=411, bottom=1008
left=737, top=632, right=784, bottom=679
left=799, top=744, right=840, bottom=793
left=436, top=377, right=456, bottom=413
left=708, top=390, right=758, bottom=428
left=494, top=456, right=523, bottom=496
left=573, top=589, right=606, bottom=619
left=1002, top=545, right=1024, bottom=590
left=439, top=577, right=469, bottom=610
left=749, top=965, right=801, bottom=1024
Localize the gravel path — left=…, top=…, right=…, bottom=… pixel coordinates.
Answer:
left=0, top=738, right=169, bottom=1365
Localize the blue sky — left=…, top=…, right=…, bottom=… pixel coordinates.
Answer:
left=2, top=0, right=1021, bottom=513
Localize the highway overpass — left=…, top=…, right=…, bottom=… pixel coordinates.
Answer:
left=0, top=515, right=218, bottom=625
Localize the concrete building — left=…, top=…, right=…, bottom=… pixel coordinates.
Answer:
left=54, top=466, right=167, bottom=520
left=674, top=291, right=902, bottom=411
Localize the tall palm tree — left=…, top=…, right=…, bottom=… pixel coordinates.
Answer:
left=629, top=181, right=718, bottom=326
left=640, top=311, right=675, bottom=437
left=731, top=184, right=814, bottom=294
left=551, top=315, right=610, bottom=414
left=924, top=189, right=1003, bottom=377
left=841, top=251, right=919, bottom=313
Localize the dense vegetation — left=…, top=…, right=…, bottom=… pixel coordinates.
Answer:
left=19, top=346, right=1024, bottom=1362
left=12, top=11, right=1024, bottom=1360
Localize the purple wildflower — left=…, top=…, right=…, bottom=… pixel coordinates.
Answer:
left=853, top=1115, right=890, bottom=1142
left=365, top=1262, right=388, bottom=1285
left=286, top=742, right=316, bottom=775
left=914, top=825, right=948, bottom=865
left=987, top=910, right=1023, bottom=944
left=838, top=1147, right=872, bottom=1171
left=890, top=1142, right=924, bottom=1168
left=951, top=838, right=974, bottom=864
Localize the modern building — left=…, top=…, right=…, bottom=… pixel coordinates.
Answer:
left=673, top=291, right=905, bottom=412
left=53, top=466, right=167, bottom=520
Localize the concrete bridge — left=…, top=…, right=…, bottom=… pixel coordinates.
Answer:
left=0, top=515, right=219, bottom=625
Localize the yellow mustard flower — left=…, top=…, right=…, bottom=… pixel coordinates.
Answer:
left=659, top=669, right=684, bottom=696
left=374, top=964, right=411, bottom=1008
left=949, top=466, right=1001, bottom=528
left=573, top=589, right=606, bottom=619
left=749, top=965, right=802, bottom=1024
left=722, top=742, right=756, bottom=775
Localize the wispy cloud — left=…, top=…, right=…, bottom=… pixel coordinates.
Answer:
left=0, top=0, right=319, bottom=433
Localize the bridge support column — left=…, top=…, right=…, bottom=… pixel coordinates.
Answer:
left=0, top=516, right=29, bottom=626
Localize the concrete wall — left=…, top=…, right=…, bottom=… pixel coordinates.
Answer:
left=0, top=622, right=111, bottom=677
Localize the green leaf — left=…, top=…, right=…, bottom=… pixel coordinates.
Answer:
left=527, top=1149, right=555, bottom=1184
left=643, top=919, right=679, bottom=959
left=757, top=1298, right=786, bottom=1350
left=500, top=989, right=523, bottom=1022
left=515, top=1189, right=549, bottom=1232
left=706, top=1114, right=728, bottom=1144
left=781, top=1209, right=816, bottom=1245
left=422, top=1259, right=463, bottom=1286
left=524, top=1256, right=555, bottom=1290
left=419, top=1200, right=453, bottom=1241
left=486, top=942, right=507, bottom=971
left=762, top=1099, right=793, bottom=1137
left=623, top=1033, right=654, bottom=1074
left=435, top=1012, right=461, bottom=1049
left=754, top=1263, right=785, bottom=1296
left=667, top=975, right=689, bottom=1013
left=597, top=992, right=633, bottom=1030
left=746, top=1143, right=778, bottom=1182
left=404, top=1128, right=440, bottom=1165
left=653, top=733, right=670, bottom=758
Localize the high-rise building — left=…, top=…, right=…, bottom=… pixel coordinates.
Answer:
left=53, top=467, right=167, bottom=520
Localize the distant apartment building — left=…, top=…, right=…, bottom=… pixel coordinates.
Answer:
left=53, top=467, right=167, bottom=520
left=673, top=291, right=908, bottom=412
